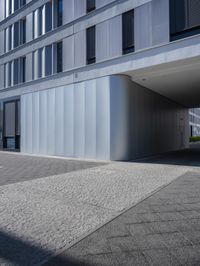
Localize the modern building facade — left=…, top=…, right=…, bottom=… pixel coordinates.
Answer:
left=190, top=108, right=200, bottom=137
left=0, top=0, right=199, bottom=160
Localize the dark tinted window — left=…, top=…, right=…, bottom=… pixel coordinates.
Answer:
left=46, top=1, right=52, bottom=32
left=87, top=0, right=95, bottom=13
left=170, top=0, right=200, bottom=41
left=122, top=9, right=134, bottom=55
left=14, top=22, right=19, bottom=48
left=86, top=26, right=96, bottom=64
left=57, top=0, right=63, bottom=27
left=20, top=19, right=26, bottom=45
left=57, top=41, right=63, bottom=73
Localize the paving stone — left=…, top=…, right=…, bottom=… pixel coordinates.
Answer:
left=108, top=236, right=138, bottom=253
left=143, top=249, right=180, bottom=266
left=114, top=251, right=149, bottom=266
left=169, top=245, right=200, bottom=266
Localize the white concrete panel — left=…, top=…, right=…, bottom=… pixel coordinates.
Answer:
left=74, top=82, right=85, bottom=158
left=64, top=84, right=74, bottom=157
left=110, top=75, right=130, bottom=160
left=63, top=0, right=74, bottom=24
left=84, top=79, right=96, bottom=158
left=96, top=20, right=109, bottom=62
left=74, top=0, right=86, bottom=19
left=39, top=90, right=47, bottom=154
left=135, top=2, right=152, bottom=51
left=63, top=36, right=74, bottom=71
left=55, top=87, right=64, bottom=156
left=0, top=0, right=4, bottom=21
left=96, top=77, right=110, bottom=160
left=74, top=30, right=86, bottom=68
left=47, top=88, right=55, bottom=155
left=0, top=31, right=4, bottom=56
left=26, top=13, right=33, bottom=42
left=21, top=96, right=26, bottom=152
left=0, top=65, right=4, bottom=90
left=25, top=53, right=33, bottom=82
left=25, top=94, right=33, bottom=153
left=108, top=15, right=122, bottom=58
left=152, top=0, right=170, bottom=46
left=32, top=92, right=40, bottom=154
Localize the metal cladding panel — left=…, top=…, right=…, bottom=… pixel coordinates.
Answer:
left=21, top=96, right=26, bottom=152
left=0, top=0, right=4, bottom=21
left=96, top=15, right=122, bottom=62
left=152, top=0, right=169, bottom=45
left=63, top=36, right=74, bottom=71
left=96, top=77, right=110, bottom=160
left=63, top=0, right=74, bottom=24
left=96, top=20, right=109, bottom=62
left=64, top=84, right=74, bottom=157
left=74, top=82, right=85, bottom=158
left=0, top=65, right=4, bottom=90
left=25, top=94, right=33, bottom=153
left=25, top=53, right=32, bottom=82
left=84, top=79, right=96, bottom=158
left=26, top=13, right=33, bottom=43
left=32, top=92, right=40, bottom=154
left=74, top=0, right=86, bottom=19
left=110, top=76, right=130, bottom=160
left=39, top=90, right=47, bottom=154
left=47, top=88, right=55, bottom=155
left=21, top=76, right=136, bottom=160
left=74, top=30, right=86, bottom=68
left=135, top=2, right=152, bottom=51
left=55, top=87, right=64, bottom=156
left=0, top=31, right=4, bottom=56
left=109, top=15, right=122, bottom=58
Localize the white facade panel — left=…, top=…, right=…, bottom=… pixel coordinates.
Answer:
left=64, top=85, right=74, bottom=157
left=74, top=30, right=86, bottom=68
left=39, top=90, right=47, bottom=154
left=151, top=0, right=170, bottom=46
left=84, top=79, right=96, bottom=158
left=47, top=89, right=55, bottom=155
left=0, top=0, right=4, bottom=21
left=55, top=87, right=64, bottom=156
left=63, top=0, right=74, bottom=24
left=63, top=36, right=74, bottom=71
left=135, top=2, right=152, bottom=51
left=26, top=13, right=33, bottom=43
left=74, top=0, right=86, bottom=19
left=0, top=65, right=4, bottom=89
left=74, top=82, right=85, bottom=158
left=32, top=92, right=40, bottom=154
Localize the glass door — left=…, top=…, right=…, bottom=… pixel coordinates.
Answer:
left=3, top=99, right=20, bottom=150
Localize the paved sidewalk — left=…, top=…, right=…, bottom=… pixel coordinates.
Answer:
left=0, top=152, right=105, bottom=186
left=46, top=171, right=200, bottom=266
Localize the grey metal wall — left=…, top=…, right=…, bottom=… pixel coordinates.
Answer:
left=21, top=75, right=130, bottom=160
left=128, top=80, right=189, bottom=158
left=21, top=74, right=189, bottom=161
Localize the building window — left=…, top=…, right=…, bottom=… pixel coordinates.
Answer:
left=45, top=2, right=52, bottom=33
left=86, top=26, right=96, bottom=64
left=19, top=57, right=26, bottom=83
left=122, top=9, right=134, bottom=55
left=45, top=45, right=53, bottom=76
left=56, top=41, right=63, bottom=73
left=170, top=0, right=200, bottom=41
left=57, top=0, right=63, bottom=27
left=20, top=18, right=26, bottom=45
left=87, top=0, right=95, bottom=13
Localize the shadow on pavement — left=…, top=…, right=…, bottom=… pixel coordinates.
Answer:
left=133, top=143, right=200, bottom=167
left=0, top=230, right=90, bottom=266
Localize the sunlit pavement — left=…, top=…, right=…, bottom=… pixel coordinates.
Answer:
left=0, top=145, right=200, bottom=265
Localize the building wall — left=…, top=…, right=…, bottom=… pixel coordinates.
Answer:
left=189, top=108, right=200, bottom=136
left=128, top=80, right=189, bottom=159
left=21, top=75, right=189, bottom=160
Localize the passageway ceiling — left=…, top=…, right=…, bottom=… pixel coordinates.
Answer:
left=126, top=56, right=200, bottom=108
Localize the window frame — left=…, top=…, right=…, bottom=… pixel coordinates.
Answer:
left=122, top=9, right=135, bottom=55
left=86, top=25, right=96, bottom=65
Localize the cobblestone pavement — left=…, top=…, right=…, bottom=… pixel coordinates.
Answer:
left=0, top=148, right=199, bottom=265
left=0, top=152, right=106, bottom=186
left=46, top=171, right=200, bottom=266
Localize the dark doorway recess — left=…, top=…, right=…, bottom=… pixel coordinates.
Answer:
left=3, top=99, right=20, bottom=151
